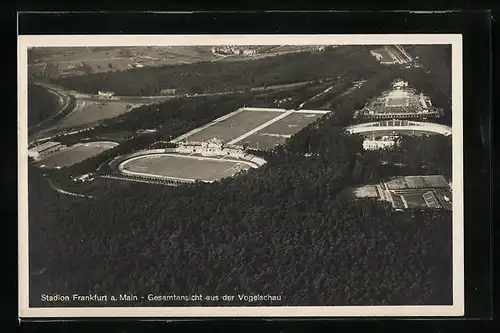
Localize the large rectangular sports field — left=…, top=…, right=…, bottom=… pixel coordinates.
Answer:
left=386, top=96, right=409, bottom=107
left=176, top=108, right=328, bottom=151
left=120, top=154, right=251, bottom=182
left=254, top=112, right=322, bottom=135
left=184, top=110, right=284, bottom=143
left=242, top=112, right=324, bottom=149
left=37, top=141, right=118, bottom=168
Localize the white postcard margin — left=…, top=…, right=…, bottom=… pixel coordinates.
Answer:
left=18, top=34, right=464, bottom=318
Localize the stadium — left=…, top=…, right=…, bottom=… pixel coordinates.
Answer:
left=105, top=138, right=266, bottom=185
left=98, top=106, right=330, bottom=185
left=354, top=79, right=443, bottom=120
left=353, top=175, right=452, bottom=211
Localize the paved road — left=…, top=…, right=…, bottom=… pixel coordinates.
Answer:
left=28, top=74, right=334, bottom=143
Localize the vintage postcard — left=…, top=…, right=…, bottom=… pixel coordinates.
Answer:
left=18, top=34, right=464, bottom=318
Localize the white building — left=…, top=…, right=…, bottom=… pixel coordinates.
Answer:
left=242, top=49, right=257, bottom=56
left=28, top=141, right=66, bottom=159
left=98, top=91, right=115, bottom=99
left=392, top=79, right=409, bottom=89
left=160, top=88, right=177, bottom=95
left=362, top=138, right=397, bottom=150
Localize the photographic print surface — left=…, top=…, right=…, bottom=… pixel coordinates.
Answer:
left=18, top=35, right=464, bottom=318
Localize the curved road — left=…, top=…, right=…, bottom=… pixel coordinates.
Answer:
left=29, top=82, right=73, bottom=132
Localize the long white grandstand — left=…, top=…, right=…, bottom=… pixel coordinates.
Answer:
left=346, top=119, right=452, bottom=136
left=174, top=139, right=266, bottom=167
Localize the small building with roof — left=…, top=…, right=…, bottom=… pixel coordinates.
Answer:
left=28, top=141, right=67, bottom=160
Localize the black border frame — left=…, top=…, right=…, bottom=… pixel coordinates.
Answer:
left=12, top=10, right=493, bottom=330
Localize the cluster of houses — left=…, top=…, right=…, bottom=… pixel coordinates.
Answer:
left=211, top=46, right=258, bottom=56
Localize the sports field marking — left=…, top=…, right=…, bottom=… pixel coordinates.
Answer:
left=227, top=110, right=295, bottom=145
left=242, top=107, right=329, bottom=114
left=294, top=110, right=330, bottom=114
left=243, top=107, right=288, bottom=113
left=119, top=169, right=197, bottom=183
left=400, top=195, right=409, bottom=209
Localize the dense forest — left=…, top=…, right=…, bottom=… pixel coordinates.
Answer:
left=29, top=85, right=452, bottom=308
left=406, top=45, right=451, bottom=96
left=404, top=45, right=453, bottom=125
left=29, top=155, right=452, bottom=307
left=28, top=45, right=453, bottom=307
left=49, top=46, right=381, bottom=96
left=27, top=83, right=60, bottom=128
left=28, top=113, right=453, bottom=307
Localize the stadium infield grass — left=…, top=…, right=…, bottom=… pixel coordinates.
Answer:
left=119, top=154, right=253, bottom=182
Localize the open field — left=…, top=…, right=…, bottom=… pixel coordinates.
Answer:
left=30, top=46, right=325, bottom=78
left=56, top=100, right=143, bottom=129
left=352, top=185, right=379, bottom=198
left=36, top=141, right=118, bottom=168
left=29, top=46, right=224, bottom=77
left=46, top=45, right=378, bottom=96
left=119, top=153, right=252, bottom=182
